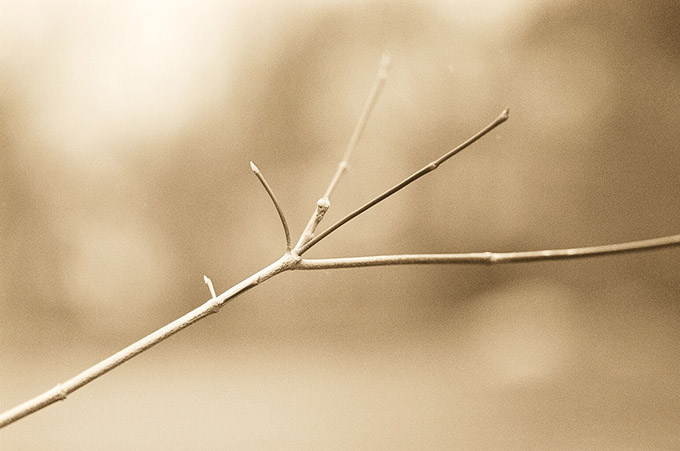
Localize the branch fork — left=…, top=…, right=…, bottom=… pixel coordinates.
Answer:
left=2, top=53, right=679, bottom=429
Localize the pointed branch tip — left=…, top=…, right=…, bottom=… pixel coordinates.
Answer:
left=250, top=161, right=292, bottom=250
left=500, top=107, right=509, bottom=121
left=203, top=275, right=216, bottom=299
left=379, top=52, right=392, bottom=76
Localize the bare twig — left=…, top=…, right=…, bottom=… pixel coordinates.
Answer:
left=296, top=233, right=680, bottom=269
left=2, top=58, right=678, bottom=432
left=295, top=52, right=391, bottom=249
left=251, top=161, right=292, bottom=251
left=203, top=275, right=217, bottom=298
left=322, top=52, right=392, bottom=200
left=296, top=108, right=509, bottom=255
left=0, top=253, right=300, bottom=429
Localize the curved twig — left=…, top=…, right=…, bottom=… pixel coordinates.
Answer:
left=250, top=161, right=292, bottom=251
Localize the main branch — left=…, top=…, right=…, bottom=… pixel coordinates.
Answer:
left=0, top=253, right=299, bottom=428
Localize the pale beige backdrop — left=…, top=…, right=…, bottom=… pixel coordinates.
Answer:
left=1, top=0, right=679, bottom=449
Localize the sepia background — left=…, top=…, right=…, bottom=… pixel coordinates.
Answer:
left=1, top=0, right=679, bottom=449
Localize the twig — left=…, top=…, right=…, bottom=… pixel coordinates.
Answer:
left=251, top=161, right=292, bottom=251
left=322, top=52, right=392, bottom=200
left=296, top=233, right=680, bottom=269
left=296, top=108, right=509, bottom=255
left=1, top=57, right=677, bottom=431
left=203, top=275, right=217, bottom=298
left=295, top=52, right=391, bottom=249
left=0, top=253, right=299, bottom=429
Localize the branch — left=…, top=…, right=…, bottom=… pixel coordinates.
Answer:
left=0, top=106, right=509, bottom=428
left=322, top=52, right=392, bottom=200
left=296, top=233, right=680, bottom=269
left=295, top=52, right=391, bottom=249
left=296, top=108, right=509, bottom=255
left=251, top=161, right=292, bottom=251
left=0, top=253, right=300, bottom=428
left=3, top=55, right=678, bottom=433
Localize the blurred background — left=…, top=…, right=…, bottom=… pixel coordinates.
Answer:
left=1, top=0, right=679, bottom=449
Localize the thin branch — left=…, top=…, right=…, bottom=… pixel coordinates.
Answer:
left=294, top=52, right=391, bottom=249
left=297, top=108, right=509, bottom=255
left=296, top=233, right=680, bottom=269
left=251, top=161, right=292, bottom=251
left=0, top=253, right=299, bottom=429
left=322, top=52, right=391, bottom=200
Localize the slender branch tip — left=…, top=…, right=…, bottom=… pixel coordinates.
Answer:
left=379, top=52, right=392, bottom=77
left=250, top=161, right=292, bottom=250
left=500, top=107, right=509, bottom=121
left=298, top=53, right=391, bottom=245
left=203, top=275, right=216, bottom=299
